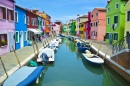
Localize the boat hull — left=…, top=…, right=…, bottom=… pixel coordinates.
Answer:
left=82, top=54, right=104, bottom=66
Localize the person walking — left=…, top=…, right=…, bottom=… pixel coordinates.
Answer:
left=103, top=34, right=106, bottom=44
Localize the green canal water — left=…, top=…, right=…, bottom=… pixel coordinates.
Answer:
left=33, top=38, right=130, bottom=86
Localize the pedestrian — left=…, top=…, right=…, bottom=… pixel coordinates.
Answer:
left=103, top=34, right=106, bottom=44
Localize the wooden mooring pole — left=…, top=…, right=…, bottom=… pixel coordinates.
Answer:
left=96, top=42, right=103, bottom=56
left=12, top=46, right=21, bottom=68
left=32, top=41, right=37, bottom=56
left=0, top=57, right=8, bottom=77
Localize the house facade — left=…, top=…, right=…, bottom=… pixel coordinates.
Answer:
left=51, top=23, right=60, bottom=35
left=0, top=0, right=15, bottom=56
left=79, top=15, right=88, bottom=38
left=84, top=12, right=91, bottom=39
left=106, top=0, right=128, bottom=44
left=125, top=0, right=130, bottom=37
left=71, top=20, right=76, bottom=36
left=26, top=9, right=41, bottom=41
left=91, top=8, right=106, bottom=41
left=15, top=5, right=27, bottom=50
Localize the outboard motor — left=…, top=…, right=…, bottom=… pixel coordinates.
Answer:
left=41, top=53, right=49, bottom=63
left=77, top=42, right=80, bottom=47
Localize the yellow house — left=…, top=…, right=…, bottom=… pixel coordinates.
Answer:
left=79, top=22, right=85, bottom=38
left=125, top=0, right=130, bottom=37
left=78, top=15, right=88, bottom=38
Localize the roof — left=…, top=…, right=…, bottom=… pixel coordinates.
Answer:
left=106, top=0, right=128, bottom=7
left=79, top=15, right=88, bottom=18
left=9, top=0, right=15, bottom=2
left=94, top=8, right=106, bottom=11
left=15, top=5, right=26, bottom=11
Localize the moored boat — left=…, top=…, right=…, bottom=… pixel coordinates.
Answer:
left=82, top=51, right=104, bottom=66
left=37, top=48, right=55, bottom=63
left=3, top=66, right=44, bottom=86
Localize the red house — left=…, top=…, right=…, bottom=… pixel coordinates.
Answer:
left=26, top=9, right=40, bottom=40
left=84, top=12, right=91, bottom=39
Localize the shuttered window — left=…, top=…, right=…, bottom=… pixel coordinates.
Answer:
left=0, top=6, right=6, bottom=19
left=0, top=34, right=8, bottom=47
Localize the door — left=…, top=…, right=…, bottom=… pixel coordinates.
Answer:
left=109, top=33, right=113, bottom=44
left=20, top=31, right=24, bottom=48
left=8, top=32, right=15, bottom=51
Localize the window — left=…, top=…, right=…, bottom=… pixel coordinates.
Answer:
left=0, top=6, right=6, bottom=19
left=7, top=9, right=14, bottom=21
left=115, top=3, right=119, bottom=9
left=107, top=7, right=110, bottom=12
left=26, top=16, right=29, bottom=25
left=106, top=33, right=109, bottom=39
left=15, top=32, right=19, bottom=43
left=96, top=22, right=98, bottom=26
left=24, top=32, right=27, bottom=41
left=127, top=11, right=130, bottom=21
left=114, top=33, right=118, bottom=40
left=0, top=34, right=8, bottom=47
left=90, top=23, right=93, bottom=27
left=15, top=11, right=18, bottom=22
left=107, top=17, right=110, bottom=25
left=80, top=31, right=83, bottom=34
left=32, top=18, right=34, bottom=26
left=24, top=15, right=26, bottom=24
left=96, top=13, right=98, bottom=16
left=42, top=21, right=45, bottom=26
left=92, top=15, right=93, bottom=17
left=114, top=16, right=118, bottom=24
left=96, top=32, right=97, bottom=37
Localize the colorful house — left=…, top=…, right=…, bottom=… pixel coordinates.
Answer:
left=62, top=24, right=67, bottom=33
left=91, top=8, right=106, bottom=41
left=15, top=5, right=27, bottom=50
left=125, top=0, right=130, bottom=37
left=51, top=23, right=60, bottom=35
left=84, top=12, right=91, bottom=39
left=55, top=20, right=62, bottom=34
left=71, top=20, right=76, bottom=36
left=106, top=0, right=128, bottom=44
left=78, top=15, right=88, bottom=38
left=26, top=9, right=42, bottom=41
left=0, top=0, right=15, bottom=56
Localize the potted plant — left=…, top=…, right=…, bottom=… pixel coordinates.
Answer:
left=1, top=39, right=7, bottom=46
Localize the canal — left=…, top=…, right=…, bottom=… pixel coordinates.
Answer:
left=33, top=38, right=130, bottom=86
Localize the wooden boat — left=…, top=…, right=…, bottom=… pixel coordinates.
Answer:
left=82, top=50, right=104, bottom=66
left=3, top=66, right=44, bottom=86
left=37, top=48, right=55, bottom=63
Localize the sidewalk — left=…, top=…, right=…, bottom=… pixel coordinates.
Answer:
left=0, top=38, right=52, bottom=84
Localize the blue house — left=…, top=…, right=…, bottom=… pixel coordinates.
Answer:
left=15, top=5, right=27, bottom=50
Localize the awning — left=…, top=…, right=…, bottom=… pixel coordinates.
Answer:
left=28, top=28, right=42, bottom=34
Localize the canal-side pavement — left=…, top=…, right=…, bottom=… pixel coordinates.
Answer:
left=0, top=38, right=52, bottom=85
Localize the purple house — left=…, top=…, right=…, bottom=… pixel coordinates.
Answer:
left=0, top=0, right=15, bottom=56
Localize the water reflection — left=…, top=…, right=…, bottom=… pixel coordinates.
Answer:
left=81, top=57, right=103, bottom=75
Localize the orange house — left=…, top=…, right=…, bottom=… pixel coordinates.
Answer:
left=90, top=8, right=106, bottom=41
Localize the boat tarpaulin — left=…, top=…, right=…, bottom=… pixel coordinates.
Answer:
left=3, top=66, right=44, bottom=86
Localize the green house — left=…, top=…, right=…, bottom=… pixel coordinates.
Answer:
left=70, top=20, right=76, bottom=36
left=106, top=0, right=128, bottom=44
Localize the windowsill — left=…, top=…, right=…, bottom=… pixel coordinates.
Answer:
left=8, top=20, right=14, bottom=22
left=0, top=18, right=6, bottom=21
left=1, top=45, right=7, bottom=48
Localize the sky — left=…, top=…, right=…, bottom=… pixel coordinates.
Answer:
left=15, top=0, right=107, bottom=24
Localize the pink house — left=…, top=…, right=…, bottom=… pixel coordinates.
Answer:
left=51, top=23, right=60, bottom=35
left=90, top=8, right=106, bottom=41
left=0, top=0, right=15, bottom=56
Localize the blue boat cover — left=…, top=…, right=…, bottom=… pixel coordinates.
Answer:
left=3, top=66, right=44, bottom=86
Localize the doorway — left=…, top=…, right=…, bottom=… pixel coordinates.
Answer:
left=20, top=31, right=24, bottom=48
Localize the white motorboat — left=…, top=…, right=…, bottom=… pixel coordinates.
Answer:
left=47, top=45, right=57, bottom=51
left=37, top=48, right=55, bottom=63
left=50, top=40, right=59, bottom=48
left=82, top=50, right=104, bottom=66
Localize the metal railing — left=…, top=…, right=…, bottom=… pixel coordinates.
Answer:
left=112, top=36, right=128, bottom=54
